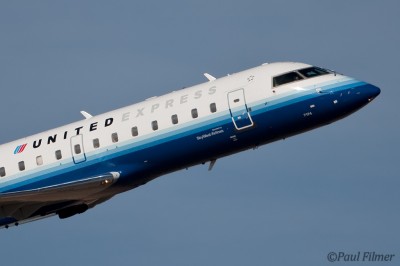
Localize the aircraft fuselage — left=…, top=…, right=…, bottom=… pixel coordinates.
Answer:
left=0, top=62, right=380, bottom=228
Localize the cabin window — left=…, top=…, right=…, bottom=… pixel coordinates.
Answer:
left=171, top=114, right=178, bottom=125
left=93, top=138, right=100, bottom=148
left=152, top=120, right=158, bottom=131
left=0, top=167, right=5, bottom=177
left=18, top=161, right=25, bottom=171
left=191, top=108, right=198, bottom=119
left=74, top=144, right=82, bottom=154
left=55, top=150, right=62, bottom=160
left=112, top=133, right=119, bottom=143
left=273, top=72, right=304, bottom=87
left=131, top=126, right=139, bottom=137
left=297, top=67, right=330, bottom=78
left=210, top=103, right=217, bottom=113
left=36, top=156, right=43, bottom=166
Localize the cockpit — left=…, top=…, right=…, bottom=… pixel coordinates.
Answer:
left=272, top=66, right=331, bottom=87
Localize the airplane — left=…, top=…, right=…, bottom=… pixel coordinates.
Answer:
left=0, top=62, right=380, bottom=229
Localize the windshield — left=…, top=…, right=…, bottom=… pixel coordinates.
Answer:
left=273, top=66, right=332, bottom=87
left=273, top=72, right=304, bottom=87
left=297, top=67, right=331, bottom=78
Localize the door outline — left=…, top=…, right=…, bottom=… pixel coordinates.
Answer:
left=227, top=88, right=254, bottom=130
left=70, top=134, right=86, bottom=164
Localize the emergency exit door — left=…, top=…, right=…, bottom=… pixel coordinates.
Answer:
left=70, top=134, right=86, bottom=164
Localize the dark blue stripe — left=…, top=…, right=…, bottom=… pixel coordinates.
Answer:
left=0, top=81, right=372, bottom=193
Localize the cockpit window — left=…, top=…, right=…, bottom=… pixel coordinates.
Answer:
left=297, top=67, right=330, bottom=78
left=273, top=66, right=332, bottom=88
left=273, top=72, right=304, bottom=87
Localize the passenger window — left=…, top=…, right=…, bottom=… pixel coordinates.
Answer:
left=74, top=144, right=82, bottom=154
left=93, top=138, right=100, bottom=148
left=210, top=103, right=217, bottom=113
left=112, top=133, right=119, bottom=143
left=191, top=108, right=198, bottom=118
left=171, top=114, right=178, bottom=125
left=55, top=150, right=62, bottom=160
left=36, top=156, right=43, bottom=166
left=131, top=126, right=139, bottom=137
left=273, top=72, right=304, bottom=87
left=0, top=167, right=5, bottom=177
left=18, top=161, right=25, bottom=171
left=152, top=120, right=158, bottom=131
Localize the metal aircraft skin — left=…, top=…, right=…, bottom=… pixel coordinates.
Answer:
left=0, top=62, right=380, bottom=228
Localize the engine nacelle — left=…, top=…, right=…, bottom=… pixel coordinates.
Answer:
left=57, top=204, right=88, bottom=219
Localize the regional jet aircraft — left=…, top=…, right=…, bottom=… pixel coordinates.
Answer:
left=0, top=62, right=380, bottom=228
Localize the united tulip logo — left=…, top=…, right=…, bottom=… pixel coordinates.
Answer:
left=14, top=144, right=27, bottom=154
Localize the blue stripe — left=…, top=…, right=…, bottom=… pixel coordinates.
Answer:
left=0, top=80, right=370, bottom=192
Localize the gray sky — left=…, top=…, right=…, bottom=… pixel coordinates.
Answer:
left=0, top=1, right=399, bottom=265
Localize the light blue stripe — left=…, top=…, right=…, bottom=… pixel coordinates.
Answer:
left=0, top=79, right=368, bottom=192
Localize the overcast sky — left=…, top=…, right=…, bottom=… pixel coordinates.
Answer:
left=0, top=1, right=399, bottom=265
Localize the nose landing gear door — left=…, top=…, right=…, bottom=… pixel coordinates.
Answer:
left=227, top=89, right=254, bottom=130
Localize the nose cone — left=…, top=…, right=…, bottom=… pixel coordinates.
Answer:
left=365, top=84, right=381, bottom=102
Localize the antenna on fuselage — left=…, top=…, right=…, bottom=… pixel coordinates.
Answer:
left=208, top=159, right=217, bottom=171
left=204, top=73, right=216, bottom=82
left=80, top=111, right=93, bottom=119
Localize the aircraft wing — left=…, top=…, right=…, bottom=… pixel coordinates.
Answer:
left=0, top=172, right=120, bottom=227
